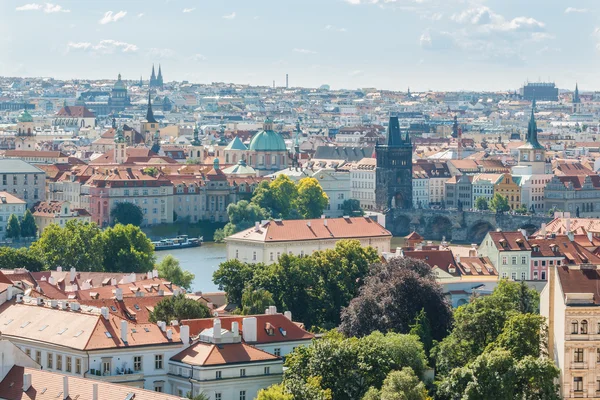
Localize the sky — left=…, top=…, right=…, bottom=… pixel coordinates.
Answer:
left=0, top=0, right=598, bottom=91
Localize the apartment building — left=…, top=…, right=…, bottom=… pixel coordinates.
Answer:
left=0, top=192, right=26, bottom=239
left=478, top=231, right=532, bottom=280
left=0, top=159, right=45, bottom=208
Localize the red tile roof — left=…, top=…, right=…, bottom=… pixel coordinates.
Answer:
left=171, top=341, right=279, bottom=366
left=56, top=106, right=95, bottom=118
left=488, top=231, right=531, bottom=251
left=557, top=266, right=600, bottom=305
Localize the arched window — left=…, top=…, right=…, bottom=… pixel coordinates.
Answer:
left=582, top=320, right=588, bottom=334
left=572, top=320, right=579, bottom=334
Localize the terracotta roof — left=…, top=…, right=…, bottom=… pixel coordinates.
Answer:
left=5, top=150, right=68, bottom=158
left=0, top=366, right=184, bottom=400
left=227, top=217, right=391, bottom=243
left=530, top=235, right=600, bottom=265
left=56, top=106, right=95, bottom=118
left=402, top=250, right=457, bottom=274
left=404, top=231, right=423, bottom=240
left=456, top=256, right=497, bottom=277
left=171, top=341, right=279, bottom=366
left=78, top=296, right=169, bottom=324
left=557, top=266, right=600, bottom=305
left=73, top=278, right=181, bottom=301
left=0, top=192, right=26, bottom=205
left=488, top=231, right=531, bottom=251
left=541, top=218, right=600, bottom=235
left=182, top=314, right=314, bottom=344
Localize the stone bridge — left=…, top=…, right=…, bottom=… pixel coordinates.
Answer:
left=388, top=209, right=552, bottom=244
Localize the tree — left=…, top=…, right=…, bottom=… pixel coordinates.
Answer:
left=149, top=294, right=211, bottom=323
left=241, top=288, right=275, bottom=315
left=110, top=202, right=144, bottom=226
left=491, top=313, right=548, bottom=360
left=142, top=167, right=159, bottom=177
left=379, top=368, right=431, bottom=400
left=102, top=224, right=155, bottom=273
left=213, top=259, right=258, bottom=304
left=30, top=220, right=104, bottom=271
left=342, top=199, right=365, bottom=216
left=157, top=255, right=195, bottom=290
left=0, top=247, right=45, bottom=271
left=296, top=177, right=329, bottom=219
left=489, top=193, right=510, bottom=213
left=268, top=175, right=298, bottom=218
left=20, top=209, right=37, bottom=237
left=474, top=197, right=488, bottom=211
left=284, top=331, right=427, bottom=400
left=515, top=204, right=528, bottom=214
left=6, top=214, right=20, bottom=239
left=187, top=393, right=209, bottom=400
left=256, top=385, right=293, bottom=400
left=410, top=309, right=433, bottom=357
left=339, top=257, right=452, bottom=341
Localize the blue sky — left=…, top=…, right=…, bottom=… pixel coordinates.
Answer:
left=0, top=0, right=598, bottom=91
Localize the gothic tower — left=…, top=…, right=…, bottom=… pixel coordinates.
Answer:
left=573, top=83, right=581, bottom=113
left=150, top=64, right=157, bottom=88
left=375, top=116, right=413, bottom=211
left=114, top=126, right=126, bottom=164
left=157, top=64, right=164, bottom=89
left=517, top=99, right=546, bottom=174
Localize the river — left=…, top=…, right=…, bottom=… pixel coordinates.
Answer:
left=155, top=242, right=227, bottom=293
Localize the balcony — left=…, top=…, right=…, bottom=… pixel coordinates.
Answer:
left=570, top=362, right=588, bottom=370
left=86, top=368, right=144, bottom=384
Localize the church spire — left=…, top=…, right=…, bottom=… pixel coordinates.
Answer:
left=452, top=115, right=459, bottom=138
left=574, top=83, right=581, bottom=104
left=146, top=92, right=157, bottom=123
left=157, top=64, right=163, bottom=88
left=151, top=64, right=156, bottom=80
left=526, top=98, right=543, bottom=149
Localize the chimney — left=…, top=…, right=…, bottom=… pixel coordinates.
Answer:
left=170, top=320, right=179, bottom=326
left=115, top=288, right=123, bottom=301
left=456, top=254, right=461, bottom=264
left=129, top=272, right=136, bottom=283
left=541, top=223, right=547, bottom=237
left=180, top=324, right=190, bottom=345
left=48, top=276, right=55, bottom=285
left=255, top=221, right=260, bottom=231
left=213, top=319, right=222, bottom=341
left=469, top=248, right=477, bottom=257
left=242, top=317, right=257, bottom=342
left=232, top=321, right=239, bottom=337
left=588, top=231, right=594, bottom=243
left=566, top=217, right=571, bottom=233
left=520, top=229, right=527, bottom=238
left=269, top=305, right=277, bottom=314
left=69, top=268, right=76, bottom=282
left=166, top=329, right=173, bottom=340
left=284, top=311, right=292, bottom=321
left=265, top=308, right=270, bottom=315
left=16, top=294, right=22, bottom=303
left=101, top=306, right=109, bottom=320
left=111, top=278, right=117, bottom=286
left=324, top=219, right=328, bottom=227
left=22, top=373, right=32, bottom=391
left=92, top=384, right=98, bottom=400
left=57, top=266, right=62, bottom=272
left=158, top=321, right=166, bottom=332
left=7, top=286, right=13, bottom=301
left=63, top=376, right=69, bottom=400
left=36, top=298, right=43, bottom=306
left=307, top=221, right=311, bottom=227
left=152, top=269, right=159, bottom=278
left=59, top=301, right=68, bottom=310
left=50, top=300, right=58, bottom=308
left=568, top=231, right=575, bottom=242
left=120, top=320, right=128, bottom=343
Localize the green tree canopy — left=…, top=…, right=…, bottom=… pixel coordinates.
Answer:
left=489, top=193, right=510, bottom=213
left=30, top=220, right=104, bottom=271
left=295, top=177, right=329, bottom=219
left=268, top=175, right=298, bottom=218
left=241, top=288, right=275, bottom=315
left=20, top=209, right=37, bottom=237
left=339, top=257, right=452, bottom=341
left=474, top=197, right=488, bottom=211
left=157, top=255, right=195, bottom=290
left=342, top=199, right=365, bottom=216
left=102, top=224, right=155, bottom=273
left=256, top=385, right=294, bottom=400
left=213, top=259, right=258, bottom=305
left=110, top=202, right=144, bottom=226
left=0, top=247, right=45, bottom=271
left=284, top=331, right=427, bottom=400
left=149, top=294, right=211, bottom=323
left=379, top=368, right=431, bottom=400
left=6, top=214, right=20, bottom=239
left=214, top=200, right=270, bottom=242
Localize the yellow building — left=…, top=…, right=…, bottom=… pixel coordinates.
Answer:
left=33, top=200, right=91, bottom=234
left=494, top=173, right=522, bottom=210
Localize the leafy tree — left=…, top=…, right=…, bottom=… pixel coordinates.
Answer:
left=489, top=193, right=510, bottom=213
left=6, top=213, right=20, bottom=239
left=142, top=167, right=159, bottom=177
left=213, top=259, right=258, bottom=304
left=379, top=368, right=431, bottom=400
left=410, top=309, right=433, bottom=357
left=0, top=247, right=45, bottom=271
left=213, top=228, right=226, bottom=243
left=241, top=288, right=275, bottom=315
left=295, top=177, right=329, bottom=219
left=268, top=175, right=298, bottom=218
left=30, top=220, right=104, bottom=271
left=256, top=384, right=294, bottom=400
left=474, top=197, right=488, bottom=211
left=342, top=199, right=365, bottom=216
left=110, top=202, right=144, bottom=226
left=339, top=257, right=452, bottom=341
left=149, top=293, right=211, bottom=323
left=515, top=204, right=528, bottom=214
left=251, top=180, right=277, bottom=213
left=284, top=331, right=427, bottom=400
left=157, top=255, right=195, bottom=290
left=102, top=224, right=155, bottom=273
left=20, top=209, right=37, bottom=237
left=362, top=388, right=381, bottom=400
left=491, top=313, right=548, bottom=360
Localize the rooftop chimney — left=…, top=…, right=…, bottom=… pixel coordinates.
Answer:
left=588, top=231, right=594, bottom=243
left=63, top=376, right=69, bottom=400
left=36, top=298, right=43, bottom=306
left=158, top=321, right=166, bottom=332
left=324, top=219, right=328, bottom=227
left=120, top=320, right=128, bottom=343
left=129, top=272, right=136, bottom=283
left=22, top=373, right=32, bottom=391
left=180, top=324, right=190, bottom=345
left=284, top=311, right=292, bottom=321
left=101, top=306, right=109, bottom=320
left=269, top=305, right=277, bottom=314
left=242, top=317, right=257, bottom=342
left=115, top=288, right=123, bottom=301
left=456, top=254, right=461, bottom=264
left=69, top=267, right=76, bottom=283
left=566, top=217, right=571, bottom=233
left=166, top=329, right=173, bottom=340
left=541, top=223, right=547, bottom=237
left=111, top=278, right=117, bottom=286
left=255, top=221, right=260, bottom=231
left=213, top=319, right=222, bottom=341
left=92, top=384, right=98, bottom=400
left=152, top=269, right=159, bottom=278
left=57, top=266, right=62, bottom=272
left=232, top=321, right=239, bottom=337
left=48, top=276, right=55, bottom=285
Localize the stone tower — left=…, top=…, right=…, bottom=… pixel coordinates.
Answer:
left=114, top=126, right=126, bottom=164
left=375, top=116, right=413, bottom=211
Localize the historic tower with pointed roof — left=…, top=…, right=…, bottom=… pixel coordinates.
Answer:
left=150, top=64, right=163, bottom=89
left=142, top=93, right=160, bottom=145
left=573, top=83, right=582, bottom=113
left=375, top=116, right=413, bottom=211
left=114, top=126, right=127, bottom=164
left=517, top=100, right=546, bottom=174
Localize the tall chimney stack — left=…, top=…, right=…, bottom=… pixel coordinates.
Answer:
left=63, top=376, right=69, bottom=400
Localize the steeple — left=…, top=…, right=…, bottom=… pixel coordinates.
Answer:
left=139, top=75, right=143, bottom=87
left=573, top=83, right=581, bottom=104
left=150, top=64, right=156, bottom=81
left=157, top=64, right=163, bottom=88
left=192, top=124, right=201, bottom=146
left=385, top=116, right=403, bottom=146
left=146, top=92, right=157, bottom=123
left=407, top=87, right=411, bottom=98
left=452, top=115, right=459, bottom=138
left=114, top=126, right=125, bottom=143
left=526, top=98, right=543, bottom=149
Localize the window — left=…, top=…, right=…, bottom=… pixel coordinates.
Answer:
left=502, top=256, right=507, bottom=265
left=582, top=320, right=589, bottom=334
left=511, top=272, right=517, bottom=281
left=264, top=366, right=270, bottom=375
left=270, top=252, right=273, bottom=261
left=216, top=370, right=222, bottom=379
left=541, top=271, right=546, bottom=280
left=521, top=272, right=526, bottom=281
left=240, top=368, right=246, bottom=377
left=36, top=351, right=41, bottom=364
left=102, top=360, right=111, bottom=375
left=521, top=256, right=526, bottom=264
left=574, top=348, right=584, bottom=363
left=66, top=357, right=72, bottom=373
left=47, top=353, right=53, bottom=369
left=215, top=394, right=222, bottom=400
left=512, top=256, right=517, bottom=265
left=574, top=377, right=583, bottom=392
left=274, top=348, right=281, bottom=357
left=134, top=356, right=142, bottom=371
left=240, top=391, right=246, bottom=400
left=253, top=252, right=256, bottom=261
left=25, top=348, right=31, bottom=357
left=541, top=261, right=546, bottom=267
left=56, top=355, right=62, bottom=371
left=155, top=354, right=163, bottom=369
left=572, top=321, right=579, bottom=334
left=154, top=385, right=163, bottom=393
left=75, top=358, right=81, bottom=374
left=533, top=271, right=538, bottom=280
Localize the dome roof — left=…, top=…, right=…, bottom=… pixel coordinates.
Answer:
left=113, top=74, right=126, bottom=90
left=249, top=119, right=286, bottom=152
left=18, top=109, right=33, bottom=123
left=222, top=159, right=256, bottom=176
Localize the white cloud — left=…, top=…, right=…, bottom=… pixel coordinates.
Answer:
left=99, top=11, right=127, bottom=24
left=16, top=3, right=70, bottom=13
left=137, top=13, right=144, bottom=18
left=68, top=39, right=138, bottom=54
left=223, top=12, right=236, bottom=19
left=189, top=54, right=207, bottom=62
left=451, top=6, right=544, bottom=33
left=293, top=48, right=317, bottom=54
left=183, top=8, right=195, bottom=13
left=325, top=25, right=347, bottom=32
left=147, top=48, right=177, bottom=59
left=349, top=70, right=363, bottom=76
left=565, top=7, right=588, bottom=14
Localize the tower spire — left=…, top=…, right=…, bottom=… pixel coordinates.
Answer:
left=574, top=82, right=581, bottom=104
left=146, top=92, right=157, bottom=123
left=526, top=97, right=542, bottom=149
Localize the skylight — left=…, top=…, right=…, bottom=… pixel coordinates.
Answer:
left=58, top=328, right=68, bottom=335
left=4, top=319, right=13, bottom=325
left=20, top=321, right=30, bottom=328
left=111, top=306, right=117, bottom=312
left=105, top=332, right=112, bottom=338
left=39, top=325, right=48, bottom=331
left=144, top=327, right=150, bottom=332
left=74, top=330, right=84, bottom=337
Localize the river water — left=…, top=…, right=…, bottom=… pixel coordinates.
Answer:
left=155, top=242, right=227, bottom=293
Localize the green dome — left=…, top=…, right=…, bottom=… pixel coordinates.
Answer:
left=18, top=109, right=33, bottom=123
left=249, top=119, right=287, bottom=152
left=113, top=73, right=126, bottom=90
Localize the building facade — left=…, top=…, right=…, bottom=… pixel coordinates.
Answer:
left=0, top=159, right=45, bottom=208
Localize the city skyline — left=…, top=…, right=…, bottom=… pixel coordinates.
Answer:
left=0, top=0, right=598, bottom=91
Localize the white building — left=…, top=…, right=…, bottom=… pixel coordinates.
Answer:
left=350, top=158, right=376, bottom=211
left=477, top=231, right=532, bottom=280
left=0, top=192, right=26, bottom=239
left=471, top=174, right=500, bottom=208
left=225, top=216, right=391, bottom=265
left=0, top=159, right=45, bottom=208
left=512, top=165, right=553, bottom=214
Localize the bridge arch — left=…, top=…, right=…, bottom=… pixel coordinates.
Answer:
left=468, top=220, right=495, bottom=244
left=426, top=215, right=453, bottom=241
left=393, top=215, right=412, bottom=236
